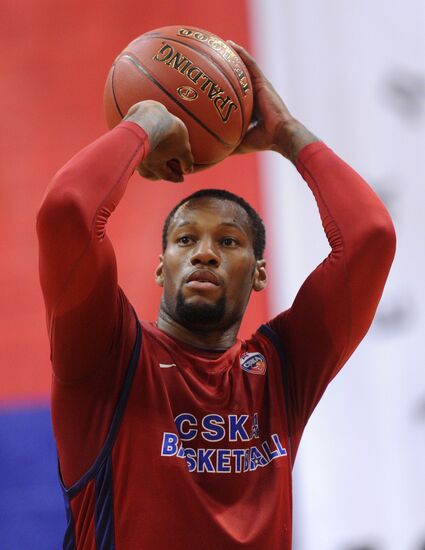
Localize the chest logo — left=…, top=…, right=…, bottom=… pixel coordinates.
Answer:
left=240, top=352, right=266, bottom=375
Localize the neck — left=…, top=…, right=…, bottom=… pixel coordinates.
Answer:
left=156, top=307, right=241, bottom=350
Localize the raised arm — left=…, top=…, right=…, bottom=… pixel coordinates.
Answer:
left=37, top=101, right=193, bottom=382
left=230, top=43, right=396, bottom=448
left=269, top=143, right=395, bottom=447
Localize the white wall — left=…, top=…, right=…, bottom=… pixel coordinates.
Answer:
left=249, top=1, right=425, bottom=548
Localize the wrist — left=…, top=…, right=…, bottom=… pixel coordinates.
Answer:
left=123, top=100, right=172, bottom=150
left=272, top=119, right=320, bottom=163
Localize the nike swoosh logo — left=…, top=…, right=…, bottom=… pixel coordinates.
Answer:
left=159, top=363, right=176, bottom=368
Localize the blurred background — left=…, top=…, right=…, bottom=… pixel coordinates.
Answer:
left=0, top=0, right=423, bottom=548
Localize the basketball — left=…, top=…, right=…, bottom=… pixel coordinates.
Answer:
left=104, top=26, right=253, bottom=166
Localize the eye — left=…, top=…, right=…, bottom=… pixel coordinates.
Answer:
left=222, top=237, right=238, bottom=247
left=177, top=235, right=194, bottom=245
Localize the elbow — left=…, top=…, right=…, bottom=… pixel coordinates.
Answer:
left=365, top=213, right=397, bottom=267
left=376, top=211, right=396, bottom=255
left=36, top=173, right=90, bottom=243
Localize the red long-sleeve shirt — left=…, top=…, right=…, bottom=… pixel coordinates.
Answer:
left=37, top=121, right=395, bottom=549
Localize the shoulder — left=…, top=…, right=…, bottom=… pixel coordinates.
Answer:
left=242, top=323, right=287, bottom=372
left=245, top=313, right=289, bottom=352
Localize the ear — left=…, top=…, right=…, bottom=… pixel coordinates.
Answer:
left=253, top=259, right=267, bottom=292
left=155, top=254, right=164, bottom=287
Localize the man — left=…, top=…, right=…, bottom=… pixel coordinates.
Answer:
left=37, top=43, right=395, bottom=549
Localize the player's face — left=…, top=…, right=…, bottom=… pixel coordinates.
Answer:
left=156, top=198, right=266, bottom=330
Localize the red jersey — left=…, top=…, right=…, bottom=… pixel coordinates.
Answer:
left=36, top=122, right=396, bottom=549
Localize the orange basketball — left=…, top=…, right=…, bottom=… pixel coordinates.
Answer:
left=104, top=26, right=253, bottom=167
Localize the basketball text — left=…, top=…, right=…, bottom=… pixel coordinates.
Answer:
left=160, top=412, right=288, bottom=473
left=153, top=43, right=239, bottom=124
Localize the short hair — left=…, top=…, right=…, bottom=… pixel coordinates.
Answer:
left=162, top=189, right=266, bottom=260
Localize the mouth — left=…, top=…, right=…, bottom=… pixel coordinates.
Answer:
left=185, top=269, right=220, bottom=290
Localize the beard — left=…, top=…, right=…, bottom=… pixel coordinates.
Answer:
left=174, top=289, right=226, bottom=328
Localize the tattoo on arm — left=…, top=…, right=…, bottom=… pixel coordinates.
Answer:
left=274, top=120, right=320, bottom=163
left=287, top=125, right=320, bottom=163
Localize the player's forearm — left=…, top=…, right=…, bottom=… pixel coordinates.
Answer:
left=37, top=122, right=149, bottom=244
left=296, top=142, right=396, bottom=255
left=274, top=117, right=396, bottom=261
left=36, top=122, right=149, bottom=316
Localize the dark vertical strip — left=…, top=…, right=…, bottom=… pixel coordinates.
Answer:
left=95, top=454, right=115, bottom=550
left=62, top=490, right=77, bottom=550
left=102, top=316, right=141, bottom=448
left=258, top=324, right=293, bottom=467
left=58, top=314, right=141, bottom=548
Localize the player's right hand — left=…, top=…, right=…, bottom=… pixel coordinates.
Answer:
left=124, top=100, right=194, bottom=183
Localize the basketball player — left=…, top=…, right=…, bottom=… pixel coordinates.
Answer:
left=37, top=42, right=396, bottom=549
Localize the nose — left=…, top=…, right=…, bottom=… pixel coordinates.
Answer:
left=190, top=238, right=220, bottom=267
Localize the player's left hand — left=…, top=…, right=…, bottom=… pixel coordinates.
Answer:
left=228, top=41, right=305, bottom=161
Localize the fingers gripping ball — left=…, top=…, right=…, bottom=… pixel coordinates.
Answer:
left=104, top=26, right=253, bottom=166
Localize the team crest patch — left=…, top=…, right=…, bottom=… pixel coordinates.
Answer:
left=240, top=352, right=267, bottom=375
